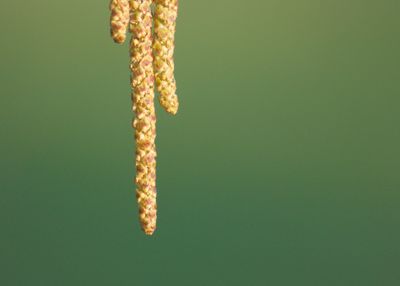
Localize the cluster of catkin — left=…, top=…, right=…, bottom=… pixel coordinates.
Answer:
left=109, top=0, right=179, bottom=235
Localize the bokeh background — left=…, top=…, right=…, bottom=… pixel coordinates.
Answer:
left=1, top=0, right=399, bottom=285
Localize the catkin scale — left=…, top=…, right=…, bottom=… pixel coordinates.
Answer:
left=129, top=0, right=158, bottom=235
left=153, top=0, right=179, bottom=115
left=109, top=0, right=130, bottom=44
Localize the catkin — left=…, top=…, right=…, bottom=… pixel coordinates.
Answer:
left=110, top=0, right=130, bottom=43
left=109, top=0, right=180, bottom=235
left=129, top=0, right=158, bottom=235
left=153, top=0, right=179, bottom=115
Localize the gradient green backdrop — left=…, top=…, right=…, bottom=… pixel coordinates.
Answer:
left=1, top=0, right=399, bottom=285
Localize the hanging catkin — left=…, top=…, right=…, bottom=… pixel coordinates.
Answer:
left=109, top=0, right=179, bottom=235
left=129, top=0, right=158, bottom=235
left=153, top=0, right=179, bottom=115
left=109, top=0, right=130, bottom=44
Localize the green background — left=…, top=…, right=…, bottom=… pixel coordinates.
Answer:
left=1, top=0, right=399, bottom=285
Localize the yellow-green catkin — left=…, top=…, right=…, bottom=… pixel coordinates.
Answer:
left=110, top=0, right=130, bottom=44
left=153, top=0, right=179, bottom=115
left=129, top=0, right=158, bottom=235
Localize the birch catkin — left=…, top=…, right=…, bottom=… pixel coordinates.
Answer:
left=129, top=0, right=158, bottom=235
left=109, top=0, right=180, bottom=235
left=153, top=0, right=179, bottom=115
left=109, top=0, right=130, bottom=43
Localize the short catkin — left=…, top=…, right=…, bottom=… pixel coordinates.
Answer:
left=153, top=0, right=179, bottom=115
left=109, top=0, right=130, bottom=44
left=129, top=0, right=158, bottom=235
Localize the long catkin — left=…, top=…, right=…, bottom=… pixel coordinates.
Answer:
left=153, top=0, right=179, bottom=115
left=129, top=0, right=158, bottom=235
left=109, top=0, right=180, bottom=235
left=109, top=0, right=130, bottom=44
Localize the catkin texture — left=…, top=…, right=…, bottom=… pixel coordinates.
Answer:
left=129, top=0, right=158, bottom=235
left=153, top=0, right=179, bottom=115
left=110, top=0, right=130, bottom=44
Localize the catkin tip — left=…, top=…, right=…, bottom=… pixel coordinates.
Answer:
left=160, top=96, right=179, bottom=115
left=144, top=228, right=156, bottom=235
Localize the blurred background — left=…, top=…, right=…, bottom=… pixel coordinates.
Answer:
left=0, top=0, right=399, bottom=285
